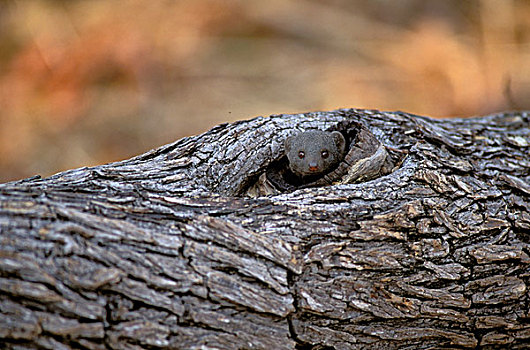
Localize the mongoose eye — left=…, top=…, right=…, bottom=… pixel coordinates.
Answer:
left=321, top=150, right=329, bottom=159
left=298, top=151, right=305, bottom=159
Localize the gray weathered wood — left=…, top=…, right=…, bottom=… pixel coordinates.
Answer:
left=1, top=108, right=529, bottom=349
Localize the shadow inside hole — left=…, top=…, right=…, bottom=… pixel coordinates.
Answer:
left=244, top=120, right=405, bottom=196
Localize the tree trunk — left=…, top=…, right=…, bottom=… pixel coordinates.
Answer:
left=1, top=108, right=529, bottom=349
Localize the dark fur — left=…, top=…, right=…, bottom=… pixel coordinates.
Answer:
left=284, top=130, right=346, bottom=178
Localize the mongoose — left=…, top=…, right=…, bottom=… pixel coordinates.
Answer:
left=284, top=130, right=346, bottom=178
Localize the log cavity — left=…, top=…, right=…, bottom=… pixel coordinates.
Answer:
left=245, top=120, right=403, bottom=196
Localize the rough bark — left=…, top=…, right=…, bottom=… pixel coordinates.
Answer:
left=0, top=108, right=529, bottom=350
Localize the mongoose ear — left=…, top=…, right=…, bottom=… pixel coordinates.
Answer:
left=284, top=135, right=294, bottom=153
left=331, top=131, right=346, bottom=154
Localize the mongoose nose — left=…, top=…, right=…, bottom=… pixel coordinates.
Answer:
left=309, top=165, right=319, bottom=172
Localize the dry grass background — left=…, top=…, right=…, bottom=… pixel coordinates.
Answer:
left=0, top=0, right=529, bottom=182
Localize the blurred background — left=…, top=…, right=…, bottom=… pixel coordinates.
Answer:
left=1, top=0, right=529, bottom=182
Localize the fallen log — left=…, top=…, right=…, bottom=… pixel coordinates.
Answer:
left=1, top=108, right=529, bottom=349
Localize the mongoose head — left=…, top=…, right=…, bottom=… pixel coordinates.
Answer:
left=284, top=130, right=346, bottom=178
